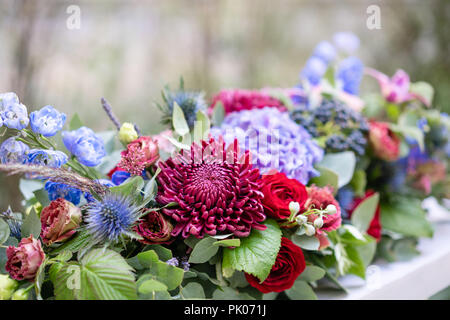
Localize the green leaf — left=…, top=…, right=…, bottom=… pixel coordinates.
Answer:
left=225, top=270, right=249, bottom=288
left=163, top=134, right=190, bottom=151
left=410, top=81, right=434, bottom=106
left=350, top=170, right=366, bottom=197
left=0, top=219, right=10, bottom=245
left=172, top=102, right=190, bottom=136
left=350, top=192, right=379, bottom=234
left=297, top=266, right=326, bottom=282
left=51, top=248, right=137, bottom=300
left=21, top=208, right=41, bottom=239
left=188, top=236, right=219, bottom=263
left=138, top=279, right=168, bottom=294
left=211, top=101, right=225, bottom=127
left=137, top=250, right=159, bottom=268
left=285, top=280, right=317, bottom=300
left=356, top=235, right=376, bottom=267
left=317, top=151, right=356, bottom=188
left=222, top=219, right=282, bottom=282
left=110, top=175, right=144, bottom=200
left=389, top=123, right=425, bottom=151
left=181, top=282, right=206, bottom=299
left=35, top=257, right=48, bottom=299
left=193, top=110, right=210, bottom=142
left=19, top=179, right=44, bottom=200
left=212, top=287, right=255, bottom=300
left=213, top=239, right=240, bottom=248
left=50, top=229, right=92, bottom=254
left=53, top=250, right=73, bottom=262
left=69, top=113, right=83, bottom=130
left=381, top=197, right=433, bottom=238
left=291, top=234, right=320, bottom=251
left=33, top=189, right=50, bottom=207
left=345, top=245, right=366, bottom=279
left=309, top=166, right=339, bottom=192
left=143, top=245, right=172, bottom=262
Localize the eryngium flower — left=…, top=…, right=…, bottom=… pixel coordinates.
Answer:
left=85, top=193, right=140, bottom=244
left=157, top=137, right=266, bottom=239
left=210, top=107, right=324, bottom=184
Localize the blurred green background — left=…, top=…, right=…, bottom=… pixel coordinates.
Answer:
left=0, top=0, right=449, bottom=210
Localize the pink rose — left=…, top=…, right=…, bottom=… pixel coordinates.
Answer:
left=6, top=236, right=45, bottom=281
left=41, top=198, right=82, bottom=245
left=368, top=120, right=401, bottom=161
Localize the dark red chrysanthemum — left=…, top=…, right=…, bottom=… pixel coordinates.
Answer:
left=157, top=137, right=266, bottom=239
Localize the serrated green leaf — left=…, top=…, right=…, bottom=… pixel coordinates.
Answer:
left=213, top=239, right=240, bottom=247
left=172, top=102, right=190, bottom=136
left=350, top=192, right=379, bottom=234
left=50, top=229, right=92, bottom=254
left=51, top=248, right=137, bottom=300
left=317, top=151, right=356, bottom=188
left=222, top=219, right=282, bottom=282
left=21, top=208, right=41, bottom=239
left=285, top=280, right=317, bottom=300
left=297, top=266, right=326, bottom=282
left=181, top=282, right=206, bottom=299
left=381, top=197, right=433, bottom=238
left=0, top=219, right=10, bottom=245
left=188, top=236, right=218, bottom=263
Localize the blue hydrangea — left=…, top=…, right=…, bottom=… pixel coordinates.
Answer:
left=300, top=56, right=328, bottom=86
left=30, top=105, right=66, bottom=137
left=333, top=32, right=360, bottom=54
left=27, top=149, right=68, bottom=167
left=0, top=137, right=29, bottom=164
left=313, top=41, right=337, bottom=64
left=336, top=56, right=364, bottom=95
left=1, top=101, right=29, bottom=130
left=45, top=181, right=82, bottom=205
left=210, top=107, right=324, bottom=184
left=84, top=179, right=116, bottom=202
left=85, top=193, right=140, bottom=244
left=62, top=126, right=106, bottom=167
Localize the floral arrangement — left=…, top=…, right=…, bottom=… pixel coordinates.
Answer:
left=0, top=32, right=448, bottom=300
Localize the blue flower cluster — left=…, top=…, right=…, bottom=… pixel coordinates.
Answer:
left=0, top=92, right=29, bottom=130
left=299, top=32, right=364, bottom=96
left=62, top=127, right=106, bottom=167
left=27, top=149, right=68, bottom=167
left=211, top=107, right=324, bottom=184
left=30, top=105, right=66, bottom=137
left=45, top=181, right=82, bottom=205
left=0, top=137, right=29, bottom=164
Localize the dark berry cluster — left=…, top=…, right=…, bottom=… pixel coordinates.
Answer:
left=290, top=99, right=369, bottom=156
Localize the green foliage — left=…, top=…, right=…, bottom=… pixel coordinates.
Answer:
left=50, top=229, right=92, bottom=255
left=172, top=102, right=190, bottom=136
left=212, top=287, right=255, bottom=300
left=181, top=282, right=206, bottom=299
left=350, top=192, right=379, bottom=233
left=381, top=197, right=433, bottom=238
left=69, top=113, right=84, bottom=130
left=350, top=169, right=367, bottom=197
left=211, top=101, right=225, bottom=127
left=21, top=208, right=41, bottom=239
left=410, top=81, right=434, bottom=106
left=0, top=219, right=10, bottom=245
left=291, top=234, right=320, bottom=251
left=222, top=219, right=282, bottom=282
left=19, top=179, right=44, bottom=200
left=213, top=238, right=240, bottom=248
left=285, top=280, right=317, bottom=300
left=50, top=248, right=137, bottom=300
left=316, top=151, right=356, bottom=188
left=297, top=265, right=326, bottom=282
left=309, top=166, right=339, bottom=192
left=377, top=235, right=420, bottom=262
left=110, top=175, right=145, bottom=203
left=193, top=110, right=210, bottom=142
left=188, top=236, right=219, bottom=264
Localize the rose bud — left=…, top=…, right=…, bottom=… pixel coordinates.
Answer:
left=368, top=121, right=401, bottom=161
left=6, top=236, right=45, bottom=281
left=134, top=209, right=173, bottom=245
left=40, top=198, right=82, bottom=245
left=0, top=274, right=18, bottom=300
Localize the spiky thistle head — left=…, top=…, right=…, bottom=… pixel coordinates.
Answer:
left=84, top=193, right=141, bottom=244
left=158, top=78, right=207, bottom=128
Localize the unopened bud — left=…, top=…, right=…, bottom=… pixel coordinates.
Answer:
left=0, top=275, right=18, bottom=300
left=325, top=204, right=337, bottom=215
left=118, top=122, right=138, bottom=145
left=296, top=214, right=307, bottom=225
left=314, top=217, right=324, bottom=229
left=289, top=201, right=300, bottom=215
left=305, top=223, right=316, bottom=236
left=11, top=288, right=29, bottom=300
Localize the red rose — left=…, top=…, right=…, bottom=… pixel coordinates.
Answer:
left=208, top=89, right=287, bottom=115
left=40, top=198, right=82, bottom=245
left=347, top=190, right=382, bottom=241
left=368, top=121, right=401, bottom=161
left=245, top=237, right=306, bottom=293
left=134, top=209, right=173, bottom=245
left=260, top=172, right=308, bottom=220
left=6, top=236, right=45, bottom=281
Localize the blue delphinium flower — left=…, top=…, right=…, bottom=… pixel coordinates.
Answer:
left=0, top=137, right=29, bottom=164
left=62, top=126, right=106, bottom=167
left=30, top=105, right=66, bottom=137
left=313, top=41, right=337, bottom=64
left=27, top=149, right=68, bottom=167
left=84, top=179, right=116, bottom=203
left=332, top=32, right=360, bottom=54
left=44, top=181, right=82, bottom=205
left=1, top=102, right=29, bottom=130
left=337, top=56, right=364, bottom=95
left=85, top=193, right=140, bottom=244
left=336, top=187, right=354, bottom=219
left=0, top=92, right=20, bottom=109
left=211, top=107, right=324, bottom=184
left=300, top=56, right=328, bottom=86
left=111, top=170, right=131, bottom=186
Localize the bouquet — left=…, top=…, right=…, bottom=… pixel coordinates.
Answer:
left=0, top=32, right=448, bottom=300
